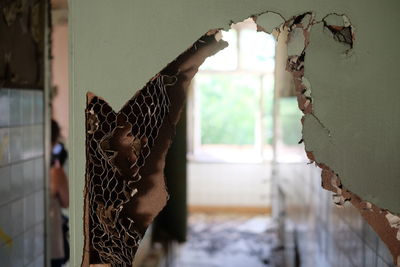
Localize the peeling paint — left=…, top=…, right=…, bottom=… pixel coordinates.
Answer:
left=386, top=213, right=400, bottom=241
left=276, top=11, right=400, bottom=265
left=322, top=14, right=355, bottom=49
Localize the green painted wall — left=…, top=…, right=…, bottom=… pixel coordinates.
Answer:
left=69, top=1, right=400, bottom=265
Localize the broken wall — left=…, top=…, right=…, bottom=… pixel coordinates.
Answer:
left=69, top=0, right=400, bottom=265
left=0, top=0, right=47, bottom=266
left=280, top=163, right=395, bottom=266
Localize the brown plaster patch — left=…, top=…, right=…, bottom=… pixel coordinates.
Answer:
left=83, top=32, right=227, bottom=266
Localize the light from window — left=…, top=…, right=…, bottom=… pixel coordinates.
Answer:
left=191, top=21, right=276, bottom=163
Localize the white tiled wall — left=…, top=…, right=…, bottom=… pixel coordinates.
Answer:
left=188, top=162, right=271, bottom=207
left=281, top=163, right=396, bottom=267
left=0, top=88, right=45, bottom=267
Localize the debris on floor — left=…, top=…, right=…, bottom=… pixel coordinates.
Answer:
left=173, top=213, right=284, bottom=267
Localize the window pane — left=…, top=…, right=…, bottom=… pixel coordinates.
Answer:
left=240, top=29, right=275, bottom=72
left=199, top=30, right=238, bottom=71
left=262, top=74, right=274, bottom=146
left=197, top=74, right=259, bottom=145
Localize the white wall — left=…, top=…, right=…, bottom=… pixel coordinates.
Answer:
left=188, top=162, right=271, bottom=207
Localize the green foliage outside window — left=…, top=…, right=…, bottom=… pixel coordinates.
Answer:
left=198, top=74, right=258, bottom=145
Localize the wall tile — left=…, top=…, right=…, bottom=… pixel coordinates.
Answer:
left=0, top=166, right=11, bottom=206
left=281, top=161, right=397, bottom=267
left=9, top=127, right=23, bottom=162
left=365, top=243, right=378, bottom=267
left=23, top=227, right=35, bottom=266
left=23, top=160, right=35, bottom=195
left=10, top=234, right=24, bottom=267
left=0, top=128, right=10, bottom=167
left=34, top=157, right=44, bottom=191
left=9, top=89, right=21, bottom=126
left=378, top=238, right=394, bottom=265
left=0, top=243, right=11, bottom=267
left=2, top=88, right=46, bottom=266
left=33, top=223, right=44, bottom=258
left=363, top=221, right=378, bottom=251
left=33, top=91, right=44, bottom=124
left=377, top=257, right=391, bottom=267
left=11, top=162, right=24, bottom=200
left=22, top=125, right=34, bottom=160
left=340, top=253, right=353, bottom=267
left=33, top=254, right=44, bottom=267
left=0, top=203, right=11, bottom=246
left=34, top=190, right=44, bottom=224
left=31, top=125, right=44, bottom=157
left=10, top=198, right=24, bottom=238
left=23, top=193, right=36, bottom=231
left=348, top=232, right=364, bottom=267
left=21, top=90, right=34, bottom=125
left=0, top=89, right=10, bottom=127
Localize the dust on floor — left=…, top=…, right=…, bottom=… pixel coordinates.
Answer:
left=173, top=213, right=284, bottom=267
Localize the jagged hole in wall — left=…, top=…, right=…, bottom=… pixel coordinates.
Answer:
left=84, top=31, right=226, bottom=266
left=84, top=12, right=400, bottom=267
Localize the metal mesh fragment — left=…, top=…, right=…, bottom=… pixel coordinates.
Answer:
left=85, top=74, right=172, bottom=265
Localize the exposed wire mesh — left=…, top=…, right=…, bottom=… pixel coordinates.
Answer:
left=85, top=74, right=172, bottom=265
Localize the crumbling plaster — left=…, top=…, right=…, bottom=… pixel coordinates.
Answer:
left=70, top=0, right=400, bottom=265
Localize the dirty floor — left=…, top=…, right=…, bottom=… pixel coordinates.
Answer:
left=171, top=213, right=284, bottom=267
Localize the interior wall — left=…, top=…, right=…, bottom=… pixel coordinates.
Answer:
left=0, top=89, right=45, bottom=267
left=188, top=162, right=271, bottom=208
left=281, top=164, right=394, bottom=267
left=69, top=1, right=400, bottom=265
left=0, top=1, right=47, bottom=265
left=52, top=23, right=69, bottom=140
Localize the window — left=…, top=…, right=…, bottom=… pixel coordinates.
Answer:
left=188, top=19, right=304, bottom=163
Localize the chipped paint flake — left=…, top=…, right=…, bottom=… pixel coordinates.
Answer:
left=386, top=213, right=400, bottom=241
left=301, top=77, right=312, bottom=97
left=322, top=13, right=355, bottom=49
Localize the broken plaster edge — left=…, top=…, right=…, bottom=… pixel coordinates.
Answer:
left=278, top=12, right=400, bottom=266
left=199, top=10, right=399, bottom=265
